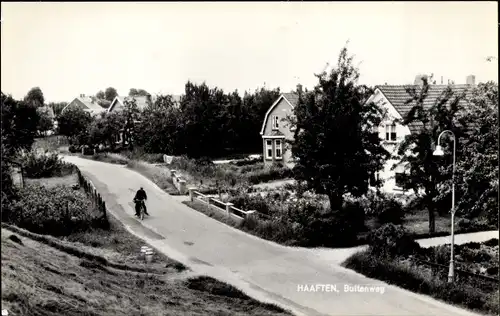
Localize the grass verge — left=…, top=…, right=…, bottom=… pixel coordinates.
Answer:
left=342, top=251, right=499, bottom=315
left=127, top=160, right=181, bottom=195
left=1, top=225, right=292, bottom=316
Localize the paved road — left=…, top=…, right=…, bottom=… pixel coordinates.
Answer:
left=63, top=156, right=497, bottom=316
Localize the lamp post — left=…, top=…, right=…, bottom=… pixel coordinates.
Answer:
left=432, top=130, right=456, bottom=283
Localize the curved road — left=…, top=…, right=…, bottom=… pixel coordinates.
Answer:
left=63, top=156, right=498, bottom=316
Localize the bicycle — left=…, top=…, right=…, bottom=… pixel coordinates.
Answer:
left=134, top=199, right=147, bottom=220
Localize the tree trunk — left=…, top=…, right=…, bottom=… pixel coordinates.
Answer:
left=327, top=192, right=343, bottom=212
left=428, top=207, right=436, bottom=233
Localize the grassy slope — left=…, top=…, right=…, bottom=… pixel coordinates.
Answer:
left=1, top=224, right=292, bottom=316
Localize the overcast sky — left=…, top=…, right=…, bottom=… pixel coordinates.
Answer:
left=1, top=2, right=498, bottom=103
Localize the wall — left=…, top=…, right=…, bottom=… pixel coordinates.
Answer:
left=262, top=97, right=296, bottom=166
left=369, top=89, right=413, bottom=194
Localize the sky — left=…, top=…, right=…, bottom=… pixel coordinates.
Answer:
left=1, top=2, right=498, bottom=103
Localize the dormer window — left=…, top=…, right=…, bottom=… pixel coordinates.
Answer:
left=272, top=115, right=279, bottom=130
left=385, top=123, right=397, bottom=141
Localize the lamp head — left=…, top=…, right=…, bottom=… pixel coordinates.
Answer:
left=433, top=145, right=444, bottom=156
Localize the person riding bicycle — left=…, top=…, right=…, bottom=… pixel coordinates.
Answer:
left=133, top=187, right=149, bottom=217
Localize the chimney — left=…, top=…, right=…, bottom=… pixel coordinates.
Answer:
left=146, top=94, right=152, bottom=105
left=296, top=84, right=303, bottom=93
left=413, top=74, right=428, bottom=85
left=441, top=76, right=443, bottom=84
left=466, top=75, right=475, bottom=86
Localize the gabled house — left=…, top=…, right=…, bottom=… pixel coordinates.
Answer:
left=365, top=75, right=476, bottom=194
left=61, top=94, right=106, bottom=116
left=259, top=92, right=299, bottom=167
left=107, top=95, right=152, bottom=113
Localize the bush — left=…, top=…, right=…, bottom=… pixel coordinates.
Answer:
left=483, top=238, right=499, bottom=247
left=457, top=218, right=493, bottom=231
left=3, top=184, right=107, bottom=236
left=228, top=192, right=273, bottom=215
left=21, top=151, right=74, bottom=178
left=377, top=199, right=405, bottom=225
left=246, top=164, right=293, bottom=184
left=368, top=224, right=420, bottom=259
left=343, top=251, right=498, bottom=315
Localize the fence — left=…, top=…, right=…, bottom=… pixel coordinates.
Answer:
left=169, top=170, right=188, bottom=195
left=411, top=256, right=499, bottom=291
left=188, top=188, right=272, bottom=223
left=76, top=168, right=107, bottom=218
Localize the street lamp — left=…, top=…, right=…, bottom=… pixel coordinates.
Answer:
left=432, top=130, right=456, bottom=283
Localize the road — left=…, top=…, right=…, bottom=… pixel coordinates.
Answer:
left=63, top=156, right=497, bottom=316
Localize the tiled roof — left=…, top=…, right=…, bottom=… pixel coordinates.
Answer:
left=282, top=92, right=299, bottom=107
left=117, top=96, right=150, bottom=110
left=77, top=97, right=106, bottom=113
left=376, top=84, right=474, bottom=134
left=269, top=130, right=285, bottom=136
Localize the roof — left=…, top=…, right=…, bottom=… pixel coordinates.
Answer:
left=108, top=96, right=151, bottom=112
left=259, top=92, right=299, bottom=135
left=376, top=84, right=474, bottom=134
left=61, top=96, right=106, bottom=115
left=38, top=105, right=55, bottom=119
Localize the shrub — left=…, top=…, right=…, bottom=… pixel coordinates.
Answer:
left=228, top=192, right=273, bottom=215
left=368, top=224, right=420, bottom=259
left=3, top=184, right=107, bottom=236
left=21, top=151, right=74, bottom=178
left=377, top=199, right=405, bottom=225
left=483, top=238, right=499, bottom=247
left=343, top=251, right=498, bottom=315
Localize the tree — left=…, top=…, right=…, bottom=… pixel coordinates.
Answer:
left=96, top=90, right=105, bottom=100
left=104, top=87, right=118, bottom=102
left=24, top=87, right=45, bottom=107
left=88, top=112, right=125, bottom=150
left=397, top=76, right=469, bottom=233
left=121, top=98, right=141, bottom=148
left=136, top=96, right=183, bottom=154
left=1, top=92, right=40, bottom=153
left=57, top=107, right=92, bottom=144
left=454, top=82, right=498, bottom=225
left=129, top=88, right=150, bottom=97
left=290, top=46, right=389, bottom=212
left=36, top=107, right=54, bottom=136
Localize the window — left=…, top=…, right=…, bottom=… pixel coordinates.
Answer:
left=275, top=139, right=282, bottom=159
left=265, top=140, right=273, bottom=160
left=385, top=123, right=397, bottom=141
left=272, top=115, right=279, bottom=130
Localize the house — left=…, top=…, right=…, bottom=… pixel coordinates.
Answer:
left=259, top=91, right=299, bottom=167
left=364, top=74, right=476, bottom=194
left=259, top=75, right=476, bottom=194
left=107, top=94, right=182, bottom=113
left=61, top=94, right=106, bottom=116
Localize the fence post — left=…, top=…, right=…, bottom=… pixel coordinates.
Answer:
left=246, top=210, right=256, bottom=219
left=225, top=202, right=234, bottom=217
left=178, top=179, right=187, bottom=195
left=188, top=188, right=195, bottom=202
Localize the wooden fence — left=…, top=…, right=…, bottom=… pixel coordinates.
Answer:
left=76, top=168, right=107, bottom=218
left=188, top=188, right=271, bottom=223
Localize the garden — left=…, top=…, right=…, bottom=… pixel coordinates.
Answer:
left=343, top=224, right=499, bottom=315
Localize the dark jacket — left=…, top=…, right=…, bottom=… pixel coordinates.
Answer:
left=135, top=189, right=147, bottom=201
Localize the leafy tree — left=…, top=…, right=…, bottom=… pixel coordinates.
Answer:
left=88, top=112, right=125, bottom=150
left=121, top=98, right=141, bottom=148
left=290, top=46, right=389, bottom=212
left=1, top=92, right=40, bottom=153
left=24, top=87, right=45, bottom=107
left=129, top=88, right=150, bottom=97
left=454, top=82, right=498, bottom=225
left=96, top=90, right=105, bottom=100
left=104, top=87, right=118, bottom=102
left=136, top=96, right=183, bottom=154
left=180, top=81, right=228, bottom=158
left=36, top=107, right=54, bottom=136
left=397, top=76, right=469, bottom=233
left=57, top=107, right=92, bottom=144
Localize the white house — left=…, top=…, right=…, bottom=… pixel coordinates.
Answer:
left=365, top=75, right=475, bottom=194
left=61, top=94, right=106, bottom=116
